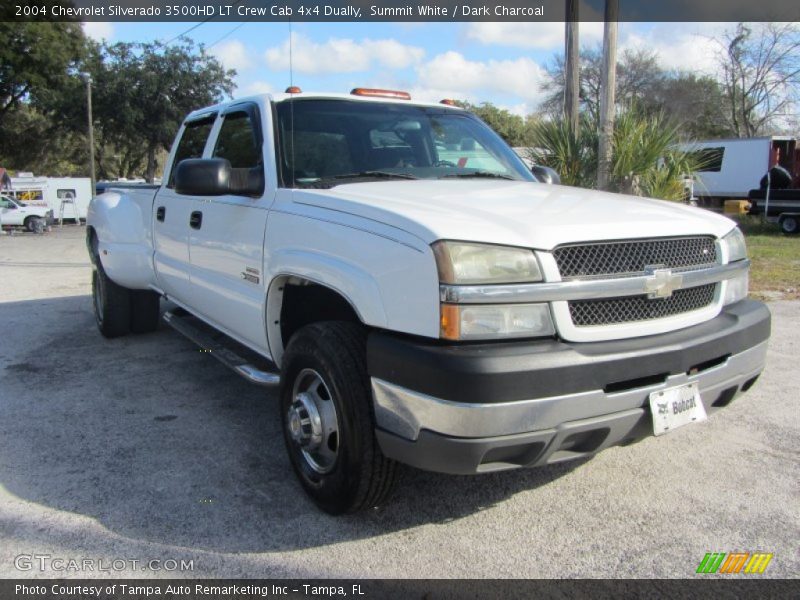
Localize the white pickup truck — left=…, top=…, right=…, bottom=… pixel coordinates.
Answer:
left=0, top=195, right=50, bottom=232
left=87, top=89, right=771, bottom=514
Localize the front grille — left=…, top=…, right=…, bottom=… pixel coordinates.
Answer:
left=569, top=284, right=716, bottom=327
left=554, top=237, right=717, bottom=279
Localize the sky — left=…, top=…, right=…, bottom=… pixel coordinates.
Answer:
left=81, top=20, right=731, bottom=116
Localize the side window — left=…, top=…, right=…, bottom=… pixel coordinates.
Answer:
left=0, top=197, right=10, bottom=209
left=167, top=116, right=215, bottom=188
left=689, top=147, right=724, bottom=173
left=213, top=111, right=261, bottom=168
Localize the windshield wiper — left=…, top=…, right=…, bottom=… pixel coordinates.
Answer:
left=439, top=171, right=515, bottom=180
left=332, top=171, right=418, bottom=181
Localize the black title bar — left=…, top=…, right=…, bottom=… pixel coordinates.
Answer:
left=5, top=0, right=800, bottom=22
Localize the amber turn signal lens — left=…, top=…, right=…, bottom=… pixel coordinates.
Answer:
left=440, top=304, right=461, bottom=340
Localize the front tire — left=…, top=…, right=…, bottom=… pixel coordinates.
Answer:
left=280, top=322, right=397, bottom=514
left=92, top=265, right=131, bottom=338
left=780, top=215, right=799, bottom=235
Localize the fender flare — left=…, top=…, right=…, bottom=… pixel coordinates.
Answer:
left=265, top=248, right=388, bottom=364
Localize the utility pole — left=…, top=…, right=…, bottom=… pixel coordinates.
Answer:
left=564, top=0, right=580, bottom=131
left=83, top=74, right=96, bottom=196
left=597, top=0, right=618, bottom=191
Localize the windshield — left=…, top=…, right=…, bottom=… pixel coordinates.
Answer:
left=274, top=99, right=536, bottom=187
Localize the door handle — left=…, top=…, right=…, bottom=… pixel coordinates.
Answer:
left=156, top=206, right=166, bottom=222
left=189, top=210, right=203, bottom=229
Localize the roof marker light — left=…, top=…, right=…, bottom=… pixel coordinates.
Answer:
left=285, top=86, right=302, bottom=94
left=351, top=88, right=411, bottom=100
left=440, top=99, right=457, bottom=106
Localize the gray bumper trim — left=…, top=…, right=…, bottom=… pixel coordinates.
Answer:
left=371, top=341, right=767, bottom=441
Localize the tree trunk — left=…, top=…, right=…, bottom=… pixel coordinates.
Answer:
left=597, top=0, right=618, bottom=190
left=565, top=0, right=580, bottom=131
left=145, top=144, right=157, bottom=184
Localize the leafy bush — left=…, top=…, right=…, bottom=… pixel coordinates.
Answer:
left=526, top=107, right=708, bottom=201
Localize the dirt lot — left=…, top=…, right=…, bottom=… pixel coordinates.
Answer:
left=1, top=226, right=798, bottom=579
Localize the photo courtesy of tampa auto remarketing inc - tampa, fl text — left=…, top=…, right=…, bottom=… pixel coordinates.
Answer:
left=0, top=0, right=798, bottom=598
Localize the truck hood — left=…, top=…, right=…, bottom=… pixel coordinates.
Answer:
left=297, top=180, right=736, bottom=250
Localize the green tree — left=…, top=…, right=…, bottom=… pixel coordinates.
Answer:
left=0, top=21, right=85, bottom=124
left=643, top=73, right=733, bottom=139
left=48, top=39, right=235, bottom=182
left=456, top=101, right=539, bottom=147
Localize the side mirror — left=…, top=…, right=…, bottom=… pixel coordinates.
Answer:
left=175, top=158, right=231, bottom=196
left=175, top=158, right=265, bottom=197
left=532, top=165, right=561, bottom=185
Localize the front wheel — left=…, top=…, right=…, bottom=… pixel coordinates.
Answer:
left=280, top=322, right=397, bottom=514
left=780, top=215, right=799, bottom=235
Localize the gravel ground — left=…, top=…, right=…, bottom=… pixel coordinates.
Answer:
left=0, top=226, right=797, bottom=579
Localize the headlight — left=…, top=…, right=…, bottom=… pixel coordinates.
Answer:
left=440, top=303, right=555, bottom=340
left=433, top=241, right=542, bottom=284
left=723, top=227, right=747, bottom=262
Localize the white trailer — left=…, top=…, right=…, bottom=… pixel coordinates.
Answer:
left=681, top=137, right=798, bottom=204
left=7, top=175, right=92, bottom=221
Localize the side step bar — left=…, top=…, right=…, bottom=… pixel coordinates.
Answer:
left=163, top=310, right=280, bottom=387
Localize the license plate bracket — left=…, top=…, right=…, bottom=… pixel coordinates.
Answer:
left=649, top=382, right=707, bottom=436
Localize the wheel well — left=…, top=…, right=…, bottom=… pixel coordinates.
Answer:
left=270, top=278, right=362, bottom=363
left=280, top=280, right=361, bottom=344
left=86, top=226, right=99, bottom=264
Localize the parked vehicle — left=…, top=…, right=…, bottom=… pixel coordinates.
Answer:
left=87, top=89, right=771, bottom=514
left=681, top=137, right=799, bottom=208
left=0, top=194, right=51, bottom=231
left=747, top=166, right=800, bottom=234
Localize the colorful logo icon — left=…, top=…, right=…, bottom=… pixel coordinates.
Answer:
left=696, top=552, right=773, bottom=574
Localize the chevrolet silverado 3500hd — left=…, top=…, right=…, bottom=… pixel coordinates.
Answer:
left=87, top=89, right=770, bottom=514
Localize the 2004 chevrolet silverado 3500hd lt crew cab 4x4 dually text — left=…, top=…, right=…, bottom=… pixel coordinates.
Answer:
left=87, top=89, right=771, bottom=514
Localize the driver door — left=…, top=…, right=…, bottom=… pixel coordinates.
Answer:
left=187, top=102, right=272, bottom=350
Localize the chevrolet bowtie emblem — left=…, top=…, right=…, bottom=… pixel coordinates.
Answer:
left=643, top=266, right=683, bottom=299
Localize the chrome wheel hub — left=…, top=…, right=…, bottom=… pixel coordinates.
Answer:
left=287, top=368, right=339, bottom=474
left=288, top=393, right=323, bottom=448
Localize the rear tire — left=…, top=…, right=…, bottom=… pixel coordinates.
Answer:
left=280, top=322, right=397, bottom=514
left=780, top=215, right=799, bottom=235
left=130, top=290, right=160, bottom=333
left=92, top=265, right=131, bottom=338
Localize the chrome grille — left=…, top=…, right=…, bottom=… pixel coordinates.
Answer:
left=569, top=284, right=716, bottom=327
left=554, top=237, right=717, bottom=279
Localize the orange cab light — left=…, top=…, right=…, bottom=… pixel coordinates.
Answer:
left=440, top=99, right=457, bottom=106
left=285, top=86, right=302, bottom=93
left=351, top=88, right=411, bottom=100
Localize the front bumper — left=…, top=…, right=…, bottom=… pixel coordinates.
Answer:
left=367, top=299, right=770, bottom=474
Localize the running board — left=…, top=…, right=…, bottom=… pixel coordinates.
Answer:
left=163, top=310, right=280, bottom=387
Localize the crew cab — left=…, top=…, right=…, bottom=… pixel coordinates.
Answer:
left=87, top=89, right=771, bottom=514
left=0, top=195, right=50, bottom=231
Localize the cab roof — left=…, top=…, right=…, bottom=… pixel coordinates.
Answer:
left=185, top=91, right=464, bottom=121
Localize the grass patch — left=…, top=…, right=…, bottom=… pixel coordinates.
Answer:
left=735, top=216, right=800, bottom=300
